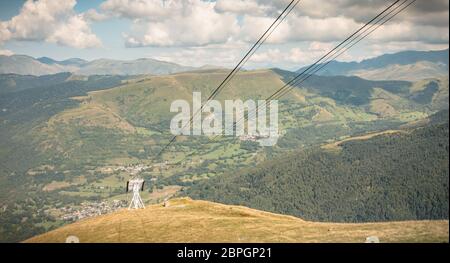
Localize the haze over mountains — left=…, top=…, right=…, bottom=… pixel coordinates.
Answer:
left=297, top=49, right=449, bottom=81
left=0, top=55, right=196, bottom=76
left=0, top=49, right=448, bottom=79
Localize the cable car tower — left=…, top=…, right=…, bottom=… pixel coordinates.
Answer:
left=126, top=177, right=145, bottom=209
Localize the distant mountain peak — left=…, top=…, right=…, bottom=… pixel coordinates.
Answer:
left=297, top=49, right=449, bottom=81
left=1, top=55, right=194, bottom=76
left=37, top=57, right=57, bottom=64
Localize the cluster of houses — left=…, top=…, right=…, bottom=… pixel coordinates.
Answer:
left=59, top=200, right=127, bottom=222
left=113, top=164, right=151, bottom=175
left=99, top=162, right=169, bottom=175
left=238, top=134, right=259, bottom=142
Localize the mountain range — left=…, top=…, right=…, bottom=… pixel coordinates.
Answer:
left=0, top=55, right=196, bottom=76
left=0, top=48, right=448, bottom=79
left=297, top=49, right=449, bottom=81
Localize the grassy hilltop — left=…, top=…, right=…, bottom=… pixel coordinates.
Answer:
left=25, top=198, right=448, bottom=243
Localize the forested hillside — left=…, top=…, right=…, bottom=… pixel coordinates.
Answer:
left=183, top=114, right=449, bottom=222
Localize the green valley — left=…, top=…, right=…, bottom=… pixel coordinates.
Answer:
left=0, top=66, right=448, bottom=242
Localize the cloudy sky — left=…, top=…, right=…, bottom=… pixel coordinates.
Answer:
left=0, top=0, right=448, bottom=70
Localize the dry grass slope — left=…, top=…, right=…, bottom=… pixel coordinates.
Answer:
left=25, top=198, right=448, bottom=243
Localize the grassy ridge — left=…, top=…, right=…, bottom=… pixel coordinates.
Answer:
left=25, top=198, right=448, bottom=243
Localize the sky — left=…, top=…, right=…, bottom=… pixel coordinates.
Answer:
left=0, top=0, right=448, bottom=70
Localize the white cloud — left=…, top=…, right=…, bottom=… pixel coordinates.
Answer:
left=239, top=14, right=359, bottom=44
left=0, top=49, right=14, bottom=56
left=248, top=42, right=343, bottom=68
left=119, top=0, right=239, bottom=47
left=366, top=41, right=450, bottom=58
left=234, top=0, right=449, bottom=28
left=151, top=40, right=296, bottom=69
left=0, top=0, right=101, bottom=48
left=93, top=0, right=448, bottom=53
left=214, top=0, right=269, bottom=16
left=308, top=41, right=334, bottom=51
left=83, top=9, right=109, bottom=22
left=238, top=15, right=290, bottom=44
left=369, top=22, right=449, bottom=44
left=153, top=45, right=242, bottom=67
left=0, top=22, right=11, bottom=43
left=100, top=0, right=171, bottom=20
left=48, top=15, right=103, bottom=48
left=229, top=0, right=449, bottom=44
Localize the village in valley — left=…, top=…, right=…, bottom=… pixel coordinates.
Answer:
left=58, top=200, right=127, bottom=222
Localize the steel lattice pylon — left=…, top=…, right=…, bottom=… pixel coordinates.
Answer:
left=127, top=178, right=145, bottom=209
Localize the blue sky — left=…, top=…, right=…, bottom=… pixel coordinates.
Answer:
left=0, top=0, right=448, bottom=70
